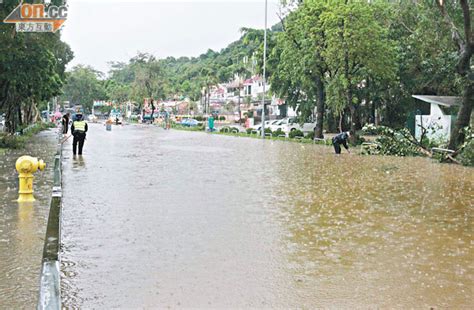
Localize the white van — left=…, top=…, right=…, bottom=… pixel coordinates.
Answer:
left=280, top=117, right=316, bottom=135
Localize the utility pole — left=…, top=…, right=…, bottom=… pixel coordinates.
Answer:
left=261, top=0, right=268, bottom=139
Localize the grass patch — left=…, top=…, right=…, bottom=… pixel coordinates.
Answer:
left=172, top=124, right=206, bottom=132
left=0, top=122, right=56, bottom=149
left=211, top=129, right=333, bottom=146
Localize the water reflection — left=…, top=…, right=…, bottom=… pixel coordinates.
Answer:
left=273, top=149, right=473, bottom=308
left=72, top=155, right=86, bottom=169
left=0, top=129, right=58, bottom=309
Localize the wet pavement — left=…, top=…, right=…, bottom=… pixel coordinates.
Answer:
left=0, top=129, right=59, bottom=309
left=61, top=123, right=473, bottom=308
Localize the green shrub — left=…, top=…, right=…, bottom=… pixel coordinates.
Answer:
left=264, top=127, right=272, bottom=135
left=230, top=127, right=240, bottom=133
left=457, top=128, right=474, bottom=166
left=246, top=128, right=253, bottom=134
left=362, top=123, right=378, bottom=135
left=196, top=123, right=205, bottom=131
left=289, top=129, right=304, bottom=139
left=0, top=133, right=27, bottom=149
left=0, top=122, right=55, bottom=149
left=220, top=126, right=231, bottom=133
left=272, top=128, right=285, bottom=137
left=459, top=140, right=474, bottom=166
left=306, top=131, right=315, bottom=140
left=219, top=116, right=226, bottom=121
left=361, top=125, right=423, bottom=156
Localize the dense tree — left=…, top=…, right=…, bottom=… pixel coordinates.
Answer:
left=270, top=0, right=328, bottom=138
left=0, top=0, right=73, bottom=133
left=61, top=65, right=106, bottom=112
left=435, top=0, right=473, bottom=150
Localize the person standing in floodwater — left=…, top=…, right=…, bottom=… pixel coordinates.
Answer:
left=71, top=113, right=88, bottom=156
left=62, top=113, right=70, bottom=135
left=332, top=132, right=351, bottom=154
left=208, top=115, right=215, bottom=132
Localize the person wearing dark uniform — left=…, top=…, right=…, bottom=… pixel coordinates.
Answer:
left=61, top=113, right=70, bottom=135
left=71, top=113, right=88, bottom=155
left=332, top=131, right=351, bottom=154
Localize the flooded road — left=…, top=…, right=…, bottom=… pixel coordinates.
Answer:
left=61, top=124, right=473, bottom=308
left=0, top=129, right=58, bottom=308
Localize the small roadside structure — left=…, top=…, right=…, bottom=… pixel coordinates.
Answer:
left=412, top=95, right=461, bottom=142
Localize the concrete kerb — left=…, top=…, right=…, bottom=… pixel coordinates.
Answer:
left=37, top=130, right=63, bottom=310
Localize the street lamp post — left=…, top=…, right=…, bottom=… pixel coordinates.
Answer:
left=261, top=0, right=268, bottom=139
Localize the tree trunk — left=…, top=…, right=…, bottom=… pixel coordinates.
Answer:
left=347, top=88, right=359, bottom=144
left=327, top=110, right=337, bottom=133
left=437, top=0, right=473, bottom=150
left=339, top=111, right=343, bottom=133
left=238, top=87, right=242, bottom=125
left=315, top=76, right=325, bottom=139
left=17, top=105, right=23, bottom=129
left=448, top=78, right=473, bottom=150
left=206, top=85, right=210, bottom=115
left=6, top=103, right=16, bottom=134
left=344, top=42, right=358, bottom=143
left=371, top=99, right=376, bottom=125
left=150, top=99, right=155, bottom=122
left=349, top=104, right=357, bottom=141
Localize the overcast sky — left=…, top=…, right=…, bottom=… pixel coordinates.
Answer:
left=61, top=0, right=281, bottom=74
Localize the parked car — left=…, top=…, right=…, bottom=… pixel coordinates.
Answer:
left=269, top=119, right=286, bottom=132
left=181, top=118, right=199, bottom=127
left=250, top=120, right=278, bottom=131
left=278, top=117, right=317, bottom=135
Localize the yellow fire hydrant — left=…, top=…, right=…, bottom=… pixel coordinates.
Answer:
left=16, top=156, right=46, bottom=203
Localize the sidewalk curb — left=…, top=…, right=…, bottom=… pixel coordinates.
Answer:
left=37, top=130, right=63, bottom=310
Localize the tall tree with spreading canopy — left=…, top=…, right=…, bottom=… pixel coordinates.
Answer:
left=0, top=0, right=73, bottom=133
left=436, top=0, right=473, bottom=150
left=321, top=0, right=396, bottom=140
left=61, top=65, right=106, bottom=112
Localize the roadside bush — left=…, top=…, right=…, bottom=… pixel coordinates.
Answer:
left=0, top=133, right=26, bottom=149
left=306, top=131, right=315, bottom=140
left=219, top=116, right=226, bottom=121
left=458, top=128, right=474, bottom=166
left=289, top=129, right=304, bottom=139
left=220, top=126, right=231, bottom=133
left=0, top=122, right=55, bottom=149
left=361, top=124, right=424, bottom=156
left=264, top=128, right=272, bottom=135
left=272, top=128, right=285, bottom=137
left=195, top=116, right=204, bottom=122
left=246, top=128, right=253, bottom=134
left=362, top=123, right=378, bottom=135
left=459, top=140, right=474, bottom=166
left=220, top=126, right=241, bottom=134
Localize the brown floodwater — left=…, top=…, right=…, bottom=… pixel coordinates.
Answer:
left=58, top=124, right=473, bottom=308
left=0, top=129, right=58, bottom=309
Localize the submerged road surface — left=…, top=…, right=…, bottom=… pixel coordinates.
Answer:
left=61, top=123, right=473, bottom=308
left=0, top=130, right=58, bottom=308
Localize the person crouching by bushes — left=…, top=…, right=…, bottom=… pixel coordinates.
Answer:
left=332, top=132, right=351, bottom=154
